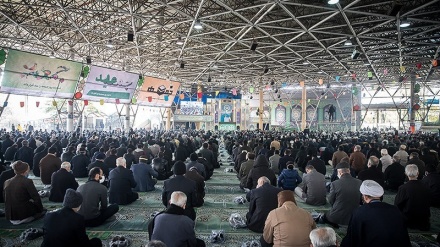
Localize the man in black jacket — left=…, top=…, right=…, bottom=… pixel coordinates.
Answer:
left=1, top=135, right=14, bottom=155
left=104, top=149, right=118, bottom=169
left=71, top=147, right=91, bottom=178
left=162, top=161, right=198, bottom=221
left=42, top=189, right=102, bottom=247
left=108, top=157, right=138, bottom=205
left=14, top=140, right=34, bottom=168
left=88, top=153, right=109, bottom=179
left=384, top=155, right=406, bottom=191
left=395, top=165, right=431, bottom=231
left=246, top=155, right=277, bottom=189
left=0, top=168, right=15, bottom=203
left=49, top=162, right=79, bottom=202
left=246, top=176, right=282, bottom=233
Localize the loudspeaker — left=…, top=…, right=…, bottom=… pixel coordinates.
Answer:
left=127, top=31, right=134, bottom=42
left=86, top=56, right=91, bottom=65
left=180, top=62, right=185, bottom=69
left=215, top=125, right=218, bottom=131
left=250, top=42, right=258, bottom=51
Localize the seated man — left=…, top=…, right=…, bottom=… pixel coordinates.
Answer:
left=40, top=146, right=62, bottom=186
left=320, top=162, right=362, bottom=227
left=309, top=227, right=337, bottom=247
left=407, top=152, right=425, bottom=180
left=0, top=167, right=15, bottom=203
left=422, top=163, right=440, bottom=207
left=246, top=155, right=277, bottom=190
left=131, top=155, right=158, bottom=192
left=49, top=162, right=79, bottom=202
left=395, top=165, right=431, bottom=231
left=77, top=167, right=119, bottom=227
left=162, top=161, right=198, bottom=221
left=4, top=161, right=46, bottom=225
left=149, top=191, right=205, bottom=247
left=238, top=152, right=255, bottom=188
left=246, top=176, right=282, bottom=233
left=262, top=190, right=316, bottom=247
left=70, top=147, right=91, bottom=178
left=184, top=166, right=205, bottom=207
left=153, top=154, right=172, bottom=180
left=278, top=162, right=302, bottom=191
left=294, top=165, right=327, bottom=206
left=42, top=189, right=102, bottom=247
left=357, top=156, right=384, bottom=187
left=341, top=180, right=411, bottom=247
left=186, top=153, right=206, bottom=179
left=384, top=154, right=406, bottom=191
left=108, top=157, right=138, bottom=205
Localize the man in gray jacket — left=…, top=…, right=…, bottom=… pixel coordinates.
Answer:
left=77, top=167, right=119, bottom=227
left=320, top=162, right=362, bottom=226
left=294, top=165, right=327, bottom=206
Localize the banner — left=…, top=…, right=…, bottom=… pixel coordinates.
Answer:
left=179, top=101, right=204, bottom=115
left=220, top=99, right=234, bottom=122
left=1, top=50, right=82, bottom=98
left=82, top=66, right=138, bottom=103
left=138, top=76, right=180, bottom=107
left=271, top=104, right=287, bottom=126
left=173, top=115, right=213, bottom=122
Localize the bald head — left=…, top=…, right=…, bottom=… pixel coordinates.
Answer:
left=309, top=227, right=337, bottom=247
left=257, top=176, right=270, bottom=188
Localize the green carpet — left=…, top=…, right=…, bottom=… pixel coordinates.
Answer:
left=0, top=150, right=439, bottom=246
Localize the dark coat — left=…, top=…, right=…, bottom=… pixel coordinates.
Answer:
left=71, top=154, right=91, bottom=178
left=49, top=169, right=79, bottom=202
left=4, top=146, right=17, bottom=161
left=88, top=160, right=109, bottom=178
left=422, top=172, right=440, bottom=207
left=14, top=146, right=34, bottom=167
left=246, top=155, right=277, bottom=189
left=174, top=146, right=188, bottom=162
left=33, top=149, right=47, bottom=177
left=341, top=202, right=411, bottom=247
left=184, top=170, right=205, bottom=207
left=278, top=155, right=295, bottom=173
left=0, top=169, right=15, bottom=203
left=199, top=148, right=215, bottom=168
left=61, top=151, right=75, bottom=163
left=357, top=166, right=385, bottom=187
left=130, top=162, right=158, bottom=192
left=4, top=175, right=44, bottom=221
left=307, top=157, right=326, bottom=176
left=39, top=154, right=62, bottom=185
left=245, top=183, right=282, bottom=233
left=278, top=169, right=302, bottom=191
left=395, top=180, right=431, bottom=231
left=162, top=175, right=198, bottom=221
left=104, top=155, right=117, bottom=170
left=1, top=138, right=14, bottom=154
left=123, top=153, right=136, bottom=169
left=108, top=166, right=138, bottom=205
left=41, top=207, right=100, bottom=247
left=384, top=162, right=405, bottom=190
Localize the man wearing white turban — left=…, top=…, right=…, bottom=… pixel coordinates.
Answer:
left=341, top=180, right=411, bottom=247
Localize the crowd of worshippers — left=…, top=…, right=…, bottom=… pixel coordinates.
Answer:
left=0, top=128, right=440, bottom=246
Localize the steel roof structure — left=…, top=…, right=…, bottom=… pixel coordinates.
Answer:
left=0, top=0, right=439, bottom=94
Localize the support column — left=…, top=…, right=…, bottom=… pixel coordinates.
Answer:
left=67, top=101, right=74, bottom=132
left=410, top=74, right=416, bottom=133
left=125, top=104, right=131, bottom=132
left=166, top=108, right=171, bottom=131
left=301, top=85, right=307, bottom=130
left=81, top=111, right=86, bottom=131
left=259, top=87, right=264, bottom=130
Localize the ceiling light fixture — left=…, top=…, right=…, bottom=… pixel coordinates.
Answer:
left=400, top=17, right=410, bottom=27
left=106, top=40, right=114, bottom=48
left=86, top=56, right=92, bottom=65
left=303, top=61, right=309, bottom=65
left=344, top=38, right=352, bottom=46
left=194, top=19, right=203, bottom=30
left=328, top=0, right=339, bottom=4
left=176, top=37, right=184, bottom=45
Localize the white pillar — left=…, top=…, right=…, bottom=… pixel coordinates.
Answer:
left=67, top=101, right=74, bottom=132
left=301, top=85, right=307, bottom=130
left=166, top=108, right=171, bottom=131
left=81, top=110, right=86, bottom=131
left=125, top=104, right=131, bottom=132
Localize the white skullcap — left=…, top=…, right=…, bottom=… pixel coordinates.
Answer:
left=360, top=180, right=384, bottom=197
